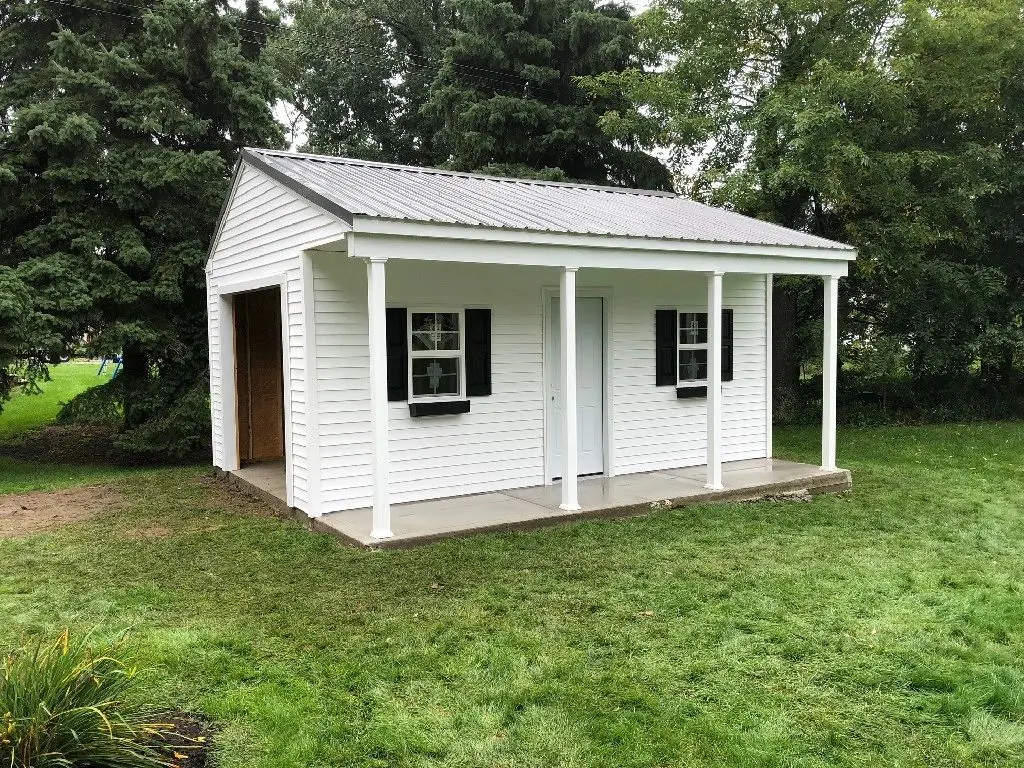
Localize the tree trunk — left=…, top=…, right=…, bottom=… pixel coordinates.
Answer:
left=773, top=287, right=800, bottom=417
left=120, top=342, right=150, bottom=428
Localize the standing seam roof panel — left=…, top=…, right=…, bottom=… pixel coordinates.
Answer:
left=244, top=148, right=855, bottom=251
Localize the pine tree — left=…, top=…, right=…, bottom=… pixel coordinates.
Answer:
left=0, top=0, right=283, bottom=452
left=423, top=0, right=671, bottom=188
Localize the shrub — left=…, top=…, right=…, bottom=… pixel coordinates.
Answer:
left=113, top=380, right=212, bottom=462
left=55, top=377, right=211, bottom=463
left=0, top=630, right=169, bottom=768
left=0, top=425, right=120, bottom=464
left=55, top=378, right=124, bottom=428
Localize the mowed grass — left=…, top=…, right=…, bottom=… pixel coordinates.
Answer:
left=2, top=422, right=1024, bottom=767
left=0, top=458, right=157, bottom=496
left=0, top=359, right=162, bottom=494
left=0, top=360, right=113, bottom=440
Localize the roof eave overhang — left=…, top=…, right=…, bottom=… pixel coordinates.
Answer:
left=348, top=216, right=856, bottom=277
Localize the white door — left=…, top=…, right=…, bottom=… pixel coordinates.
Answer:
left=547, top=296, right=605, bottom=478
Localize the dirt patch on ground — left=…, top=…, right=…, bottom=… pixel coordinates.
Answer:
left=0, top=485, right=122, bottom=539
left=195, top=474, right=279, bottom=518
left=0, top=473, right=279, bottom=541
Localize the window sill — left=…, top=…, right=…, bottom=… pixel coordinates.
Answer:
left=408, top=399, right=471, bottom=417
left=676, top=386, right=708, bottom=399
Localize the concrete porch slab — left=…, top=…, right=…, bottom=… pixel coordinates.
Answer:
left=231, top=460, right=287, bottom=508
left=310, top=458, right=851, bottom=548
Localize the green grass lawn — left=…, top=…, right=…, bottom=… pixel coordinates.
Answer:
left=0, top=457, right=159, bottom=496
left=0, top=359, right=163, bottom=494
left=0, top=360, right=113, bottom=441
left=1, top=422, right=1023, bottom=766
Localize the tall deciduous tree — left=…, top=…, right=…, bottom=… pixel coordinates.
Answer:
left=586, top=0, right=1024, bottom=404
left=0, top=0, right=283, bottom=451
left=273, top=0, right=452, bottom=163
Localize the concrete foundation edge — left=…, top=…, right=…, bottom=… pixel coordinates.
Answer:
left=218, top=466, right=853, bottom=550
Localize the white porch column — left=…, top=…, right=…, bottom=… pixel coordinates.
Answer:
left=765, top=273, right=773, bottom=460
left=822, top=274, right=839, bottom=471
left=559, top=267, right=580, bottom=511
left=706, top=271, right=724, bottom=490
left=366, top=256, right=393, bottom=539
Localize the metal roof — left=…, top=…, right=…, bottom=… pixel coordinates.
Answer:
left=242, top=148, right=854, bottom=252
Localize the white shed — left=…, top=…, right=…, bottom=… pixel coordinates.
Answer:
left=206, top=149, right=855, bottom=545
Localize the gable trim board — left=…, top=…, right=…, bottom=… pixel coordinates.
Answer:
left=242, top=149, right=356, bottom=226
left=207, top=149, right=852, bottom=535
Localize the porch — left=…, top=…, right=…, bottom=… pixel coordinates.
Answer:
left=226, top=458, right=851, bottom=548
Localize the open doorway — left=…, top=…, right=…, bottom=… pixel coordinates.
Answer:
left=234, top=288, right=285, bottom=465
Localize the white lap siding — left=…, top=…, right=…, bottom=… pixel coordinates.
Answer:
left=206, top=164, right=348, bottom=512
left=608, top=271, right=768, bottom=474
left=312, top=262, right=768, bottom=513
left=387, top=263, right=547, bottom=502
left=313, top=260, right=548, bottom=511
left=312, top=257, right=374, bottom=511
left=206, top=279, right=223, bottom=466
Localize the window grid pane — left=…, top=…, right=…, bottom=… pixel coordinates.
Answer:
left=411, top=357, right=460, bottom=397
left=679, top=312, right=708, bottom=345
left=679, top=349, right=708, bottom=382
left=410, top=312, right=460, bottom=351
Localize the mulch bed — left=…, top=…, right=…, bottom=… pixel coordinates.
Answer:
left=151, top=711, right=216, bottom=768
left=0, top=424, right=122, bottom=464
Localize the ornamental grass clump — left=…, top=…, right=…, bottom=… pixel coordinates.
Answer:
left=0, top=630, right=169, bottom=768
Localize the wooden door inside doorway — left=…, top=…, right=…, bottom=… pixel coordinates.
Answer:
left=234, top=288, right=285, bottom=464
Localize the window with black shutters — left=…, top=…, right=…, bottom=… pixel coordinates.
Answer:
left=655, top=307, right=735, bottom=393
left=677, top=311, right=709, bottom=386
left=408, top=310, right=464, bottom=400
left=386, top=306, right=492, bottom=408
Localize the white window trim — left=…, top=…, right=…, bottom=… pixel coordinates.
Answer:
left=407, top=307, right=467, bottom=402
left=677, top=307, right=710, bottom=388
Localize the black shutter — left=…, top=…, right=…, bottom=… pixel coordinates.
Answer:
left=385, top=307, right=408, bottom=401
left=722, top=308, right=734, bottom=382
left=465, top=308, right=492, bottom=396
left=655, top=309, right=677, bottom=386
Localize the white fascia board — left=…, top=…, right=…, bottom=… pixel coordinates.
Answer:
left=349, top=228, right=851, bottom=277
left=350, top=216, right=857, bottom=264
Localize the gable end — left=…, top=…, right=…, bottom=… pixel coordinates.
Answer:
left=242, top=149, right=355, bottom=226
